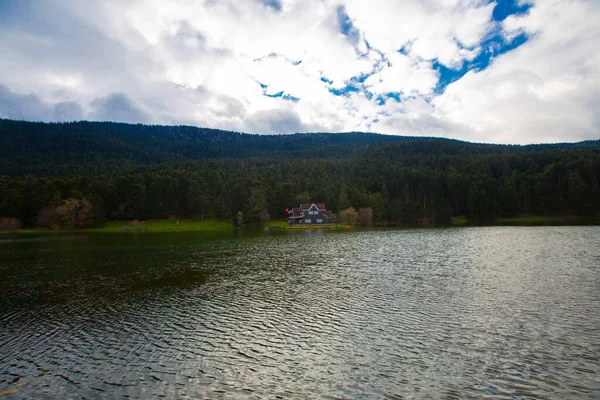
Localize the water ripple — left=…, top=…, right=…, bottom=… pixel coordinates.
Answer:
left=1, top=227, right=599, bottom=398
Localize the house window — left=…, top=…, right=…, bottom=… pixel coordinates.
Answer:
left=316, top=219, right=323, bottom=223
left=304, top=219, right=312, bottom=224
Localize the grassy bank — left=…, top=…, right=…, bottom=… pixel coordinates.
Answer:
left=264, top=220, right=351, bottom=230
left=450, top=215, right=599, bottom=226
left=3, top=215, right=598, bottom=235
left=97, top=219, right=233, bottom=232
left=4, top=219, right=234, bottom=234
left=497, top=215, right=600, bottom=226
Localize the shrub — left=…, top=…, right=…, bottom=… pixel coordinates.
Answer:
left=36, top=207, right=60, bottom=229
left=131, top=219, right=142, bottom=230
left=337, top=207, right=358, bottom=224
left=358, top=207, right=373, bottom=227
left=0, top=217, right=22, bottom=231
left=56, top=198, right=94, bottom=229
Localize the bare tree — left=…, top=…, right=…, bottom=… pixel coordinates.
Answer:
left=57, top=198, right=94, bottom=229
left=358, top=207, right=373, bottom=227
left=131, top=219, right=142, bottom=231
left=236, top=211, right=244, bottom=227
left=35, top=207, right=60, bottom=229
left=0, top=217, right=22, bottom=231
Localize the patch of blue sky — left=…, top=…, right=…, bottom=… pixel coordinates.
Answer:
left=328, top=85, right=360, bottom=96
left=386, top=92, right=401, bottom=102
left=337, top=4, right=367, bottom=55
left=349, top=73, right=371, bottom=84
left=266, top=90, right=300, bottom=102
left=329, top=82, right=401, bottom=107
left=276, top=93, right=300, bottom=102
left=428, top=0, right=532, bottom=94
left=327, top=57, right=385, bottom=97
left=375, top=92, right=401, bottom=105
left=257, top=82, right=300, bottom=102
left=492, top=0, right=531, bottom=21
left=433, top=31, right=528, bottom=94
left=328, top=1, right=533, bottom=104
left=262, top=0, right=282, bottom=12
left=336, top=5, right=359, bottom=42
left=397, top=44, right=411, bottom=56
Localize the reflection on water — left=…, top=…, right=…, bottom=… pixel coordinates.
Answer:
left=1, top=227, right=599, bottom=398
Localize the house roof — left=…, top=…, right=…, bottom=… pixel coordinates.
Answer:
left=300, top=203, right=326, bottom=211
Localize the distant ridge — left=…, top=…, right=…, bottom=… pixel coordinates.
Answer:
left=1, top=118, right=599, bottom=177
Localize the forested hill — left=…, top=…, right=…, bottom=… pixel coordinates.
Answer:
left=1, top=118, right=599, bottom=228
left=1, top=118, right=599, bottom=176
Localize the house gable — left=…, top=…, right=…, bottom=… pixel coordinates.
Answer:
left=288, top=203, right=336, bottom=225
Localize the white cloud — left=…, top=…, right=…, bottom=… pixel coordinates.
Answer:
left=346, top=0, right=495, bottom=67
left=0, top=0, right=598, bottom=143
left=364, top=53, right=439, bottom=96
left=433, top=0, right=600, bottom=143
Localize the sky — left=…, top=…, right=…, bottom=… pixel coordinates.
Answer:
left=0, top=0, right=598, bottom=144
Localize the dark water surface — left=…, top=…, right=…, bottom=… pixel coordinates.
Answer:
left=1, top=227, right=599, bottom=398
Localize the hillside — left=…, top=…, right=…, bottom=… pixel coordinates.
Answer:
left=0, top=118, right=599, bottom=227
left=1, top=118, right=599, bottom=176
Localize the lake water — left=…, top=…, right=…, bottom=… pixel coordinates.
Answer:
left=1, top=227, right=599, bottom=398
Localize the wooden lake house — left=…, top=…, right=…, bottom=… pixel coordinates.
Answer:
left=287, top=203, right=336, bottom=225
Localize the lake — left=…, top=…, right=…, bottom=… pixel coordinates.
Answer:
left=1, top=227, right=599, bottom=398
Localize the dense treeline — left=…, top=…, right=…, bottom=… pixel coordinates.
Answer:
left=2, top=118, right=599, bottom=177
left=1, top=152, right=599, bottom=228
left=0, top=119, right=438, bottom=176
left=0, top=119, right=599, bottom=228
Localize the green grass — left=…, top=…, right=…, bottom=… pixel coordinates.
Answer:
left=450, top=215, right=600, bottom=226
left=4, top=219, right=234, bottom=234
left=498, top=215, right=599, bottom=226
left=4, top=215, right=598, bottom=235
left=451, top=216, right=468, bottom=227
left=96, top=219, right=234, bottom=232
left=263, top=220, right=289, bottom=228
left=264, top=220, right=349, bottom=230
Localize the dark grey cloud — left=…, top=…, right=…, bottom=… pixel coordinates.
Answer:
left=0, top=84, right=83, bottom=121
left=89, top=92, right=151, bottom=124
left=0, top=2, right=131, bottom=75
left=52, top=101, right=85, bottom=121
left=246, top=108, right=324, bottom=134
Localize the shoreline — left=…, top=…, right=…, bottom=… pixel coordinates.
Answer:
left=2, top=216, right=599, bottom=235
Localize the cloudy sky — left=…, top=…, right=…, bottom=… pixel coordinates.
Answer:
left=0, top=0, right=598, bottom=144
